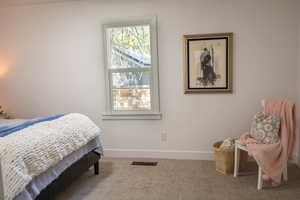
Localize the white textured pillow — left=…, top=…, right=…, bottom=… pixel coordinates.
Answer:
left=250, top=112, right=280, bottom=144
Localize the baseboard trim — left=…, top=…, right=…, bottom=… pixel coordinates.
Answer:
left=104, top=148, right=214, bottom=160
left=104, top=149, right=300, bottom=164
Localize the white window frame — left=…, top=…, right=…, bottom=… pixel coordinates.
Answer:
left=102, top=17, right=161, bottom=120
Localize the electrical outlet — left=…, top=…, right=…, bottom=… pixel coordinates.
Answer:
left=161, top=131, right=167, bottom=142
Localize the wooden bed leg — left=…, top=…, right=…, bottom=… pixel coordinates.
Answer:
left=94, top=161, right=99, bottom=175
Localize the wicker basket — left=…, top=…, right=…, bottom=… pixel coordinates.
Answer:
left=213, top=141, right=248, bottom=175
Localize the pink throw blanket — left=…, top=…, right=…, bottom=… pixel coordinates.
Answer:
left=239, top=99, right=296, bottom=183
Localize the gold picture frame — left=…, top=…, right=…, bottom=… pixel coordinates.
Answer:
left=183, top=32, right=233, bottom=93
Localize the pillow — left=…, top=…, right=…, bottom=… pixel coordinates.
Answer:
left=250, top=112, right=280, bottom=144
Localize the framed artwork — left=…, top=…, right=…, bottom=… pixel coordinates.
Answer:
left=183, top=32, right=233, bottom=93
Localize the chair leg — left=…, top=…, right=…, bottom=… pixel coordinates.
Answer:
left=234, top=144, right=240, bottom=177
left=257, top=167, right=263, bottom=190
left=283, top=165, right=288, bottom=182
left=94, top=161, right=99, bottom=175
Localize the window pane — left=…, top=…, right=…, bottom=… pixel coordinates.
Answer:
left=112, top=72, right=151, bottom=110
left=107, top=25, right=151, bottom=69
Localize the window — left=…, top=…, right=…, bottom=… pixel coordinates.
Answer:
left=102, top=18, right=161, bottom=120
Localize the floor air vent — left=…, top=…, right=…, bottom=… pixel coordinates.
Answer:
left=131, top=161, right=158, bottom=166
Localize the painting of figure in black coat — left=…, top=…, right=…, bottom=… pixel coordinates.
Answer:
left=199, top=48, right=217, bottom=86
left=184, top=33, right=233, bottom=93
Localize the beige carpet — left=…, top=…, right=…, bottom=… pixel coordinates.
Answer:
left=56, top=158, right=300, bottom=200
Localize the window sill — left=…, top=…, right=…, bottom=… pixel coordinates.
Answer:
left=102, top=112, right=162, bottom=120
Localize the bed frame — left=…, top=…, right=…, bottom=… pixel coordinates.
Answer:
left=36, top=150, right=101, bottom=200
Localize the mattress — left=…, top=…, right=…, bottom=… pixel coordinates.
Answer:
left=0, top=118, right=103, bottom=200
left=14, top=138, right=101, bottom=200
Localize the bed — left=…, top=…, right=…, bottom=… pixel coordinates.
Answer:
left=0, top=113, right=103, bottom=200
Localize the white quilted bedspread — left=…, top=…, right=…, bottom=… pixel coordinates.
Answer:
left=0, top=113, right=101, bottom=200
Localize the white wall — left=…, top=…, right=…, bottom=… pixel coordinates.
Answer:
left=0, top=0, right=299, bottom=159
